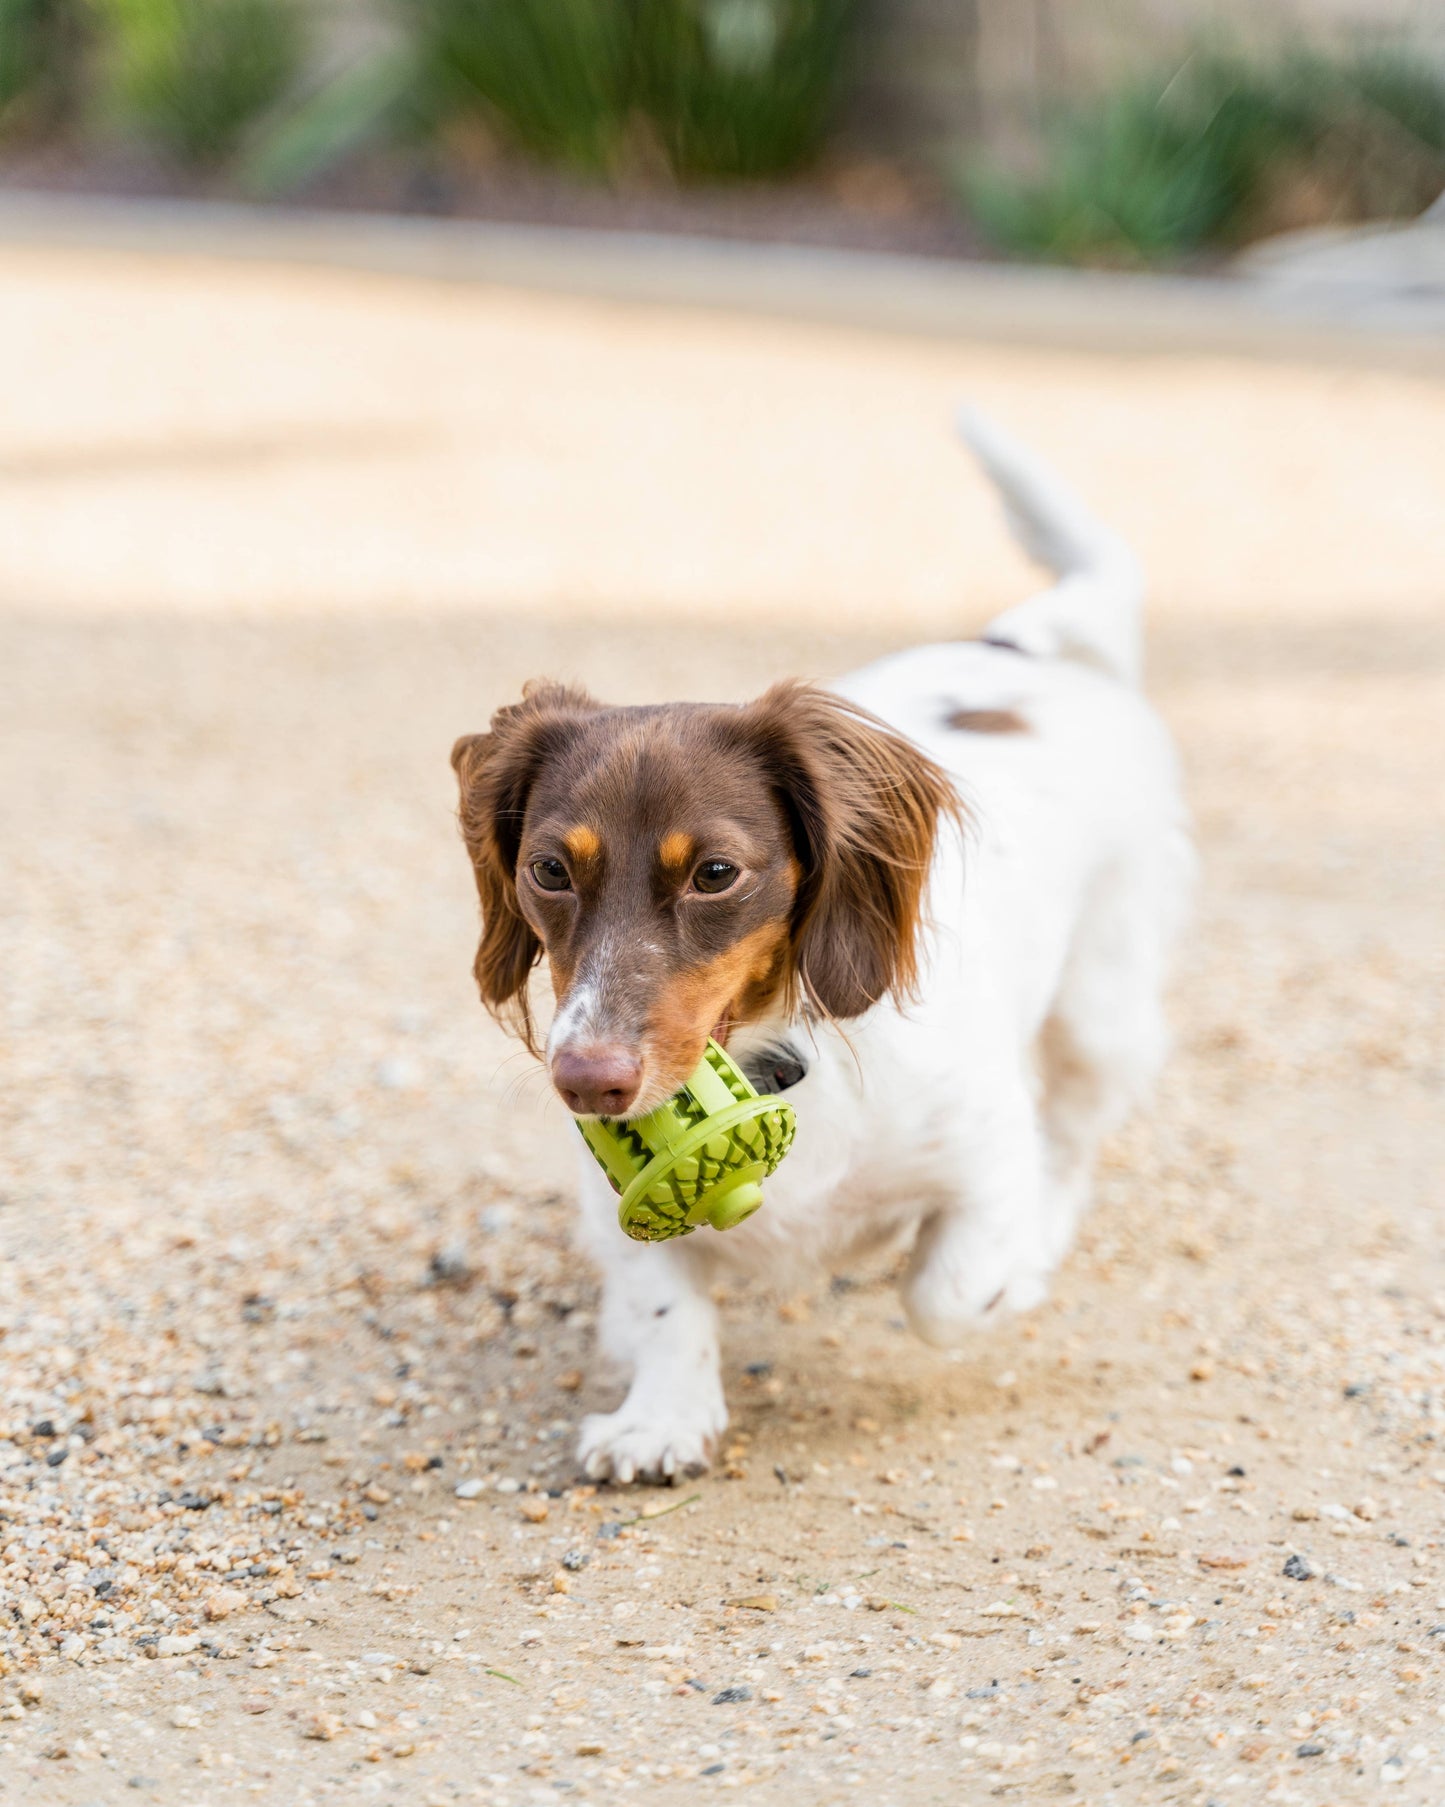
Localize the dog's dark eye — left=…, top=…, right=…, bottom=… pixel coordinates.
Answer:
left=530, top=858, right=572, bottom=893
left=692, top=860, right=739, bottom=895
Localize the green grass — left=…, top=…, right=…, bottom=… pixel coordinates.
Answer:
left=964, top=46, right=1445, bottom=267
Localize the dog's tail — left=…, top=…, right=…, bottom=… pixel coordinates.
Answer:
left=958, top=406, right=1144, bottom=687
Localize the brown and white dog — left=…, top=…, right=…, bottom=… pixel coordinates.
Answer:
left=452, top=414, right=1193, bottom=1484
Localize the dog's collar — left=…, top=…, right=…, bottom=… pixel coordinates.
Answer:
left=741, top=1042, right=808, bottom=1095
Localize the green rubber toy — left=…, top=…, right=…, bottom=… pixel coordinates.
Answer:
left=577, top=1040, right=796, bottom=1242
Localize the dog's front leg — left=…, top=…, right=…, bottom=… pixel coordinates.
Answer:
left=574, top=1162, right=725, bottom=1485
left=901, top=1077, right=1052, bottom=1345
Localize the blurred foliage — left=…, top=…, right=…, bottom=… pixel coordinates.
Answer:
left=241, top=40, right=414, bottom=197
left=635, top=0, right=856, bottom=178
left=1, top=0, right=1439, bottom=270
left=0, top=0, right=860, bottom=176
left=415, top=0, right=634, bottom=174
left=965, top=47, right=1445, bottom=266
left=257, top=0, right=858, bottom=191
left=96, top=0, right=306, bottom=162
left=0, top=0, right=89, bottom=132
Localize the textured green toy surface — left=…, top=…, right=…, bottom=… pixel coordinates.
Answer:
left=577, top=1040, right=796, bottom=1242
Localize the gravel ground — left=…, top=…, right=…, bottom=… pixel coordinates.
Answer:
left=1, top=245, right=1444, bottom=1805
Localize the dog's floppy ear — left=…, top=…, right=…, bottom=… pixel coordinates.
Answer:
left=451, top=681, right=597, bottom=1051
left=739, top=682, right=961, bottom=1021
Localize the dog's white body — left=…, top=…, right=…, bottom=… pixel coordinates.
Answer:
left=574, top=415, right=1194, bottom=1483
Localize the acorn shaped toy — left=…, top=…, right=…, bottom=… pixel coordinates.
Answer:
left=577, top=1040, right=796, bottom=1242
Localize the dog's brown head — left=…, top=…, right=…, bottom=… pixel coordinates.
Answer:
left=452, top=680, right=958, bottom=1118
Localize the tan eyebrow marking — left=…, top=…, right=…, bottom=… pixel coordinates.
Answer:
left=658, top=831, right=694, bottom=873
left=564, top=826, right=601, bottom=862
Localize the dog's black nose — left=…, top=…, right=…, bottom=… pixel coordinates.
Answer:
left=552, top=1045, right=643, bottom=1118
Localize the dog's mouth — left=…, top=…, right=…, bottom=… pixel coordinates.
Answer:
left=628, top=1023, right=725, bottom=1116
left=606, top=1018, right=731, bottom=1119
left=549, top=1007, right=737, bottom=1120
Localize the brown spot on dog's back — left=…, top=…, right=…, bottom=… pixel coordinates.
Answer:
left=658, top=831, right=694, bottom=874
left=945, top=707, right=1029, bottom=735
left=564, top=825, right=602, bottom=863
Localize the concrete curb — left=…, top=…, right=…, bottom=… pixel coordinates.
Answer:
left=0, top=188, right=1440, bottom=371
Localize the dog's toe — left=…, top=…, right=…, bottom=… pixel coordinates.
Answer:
left=576, top=1408, right=720, bottom=1487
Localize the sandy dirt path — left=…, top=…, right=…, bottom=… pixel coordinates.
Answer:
left=1, top=245, right=1444, bottom=1805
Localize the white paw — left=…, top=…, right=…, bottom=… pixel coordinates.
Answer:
left=577, top=1399, right=726, bottom=1487
left=903, top=1223, right=1050, bottom=1348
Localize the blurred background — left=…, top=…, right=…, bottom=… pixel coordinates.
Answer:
left=0, top=0, right=1441, bottom=1455
left=1, top=4, right=1443, bottom=1796
left=0, top=0, right=1442, bottom=263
